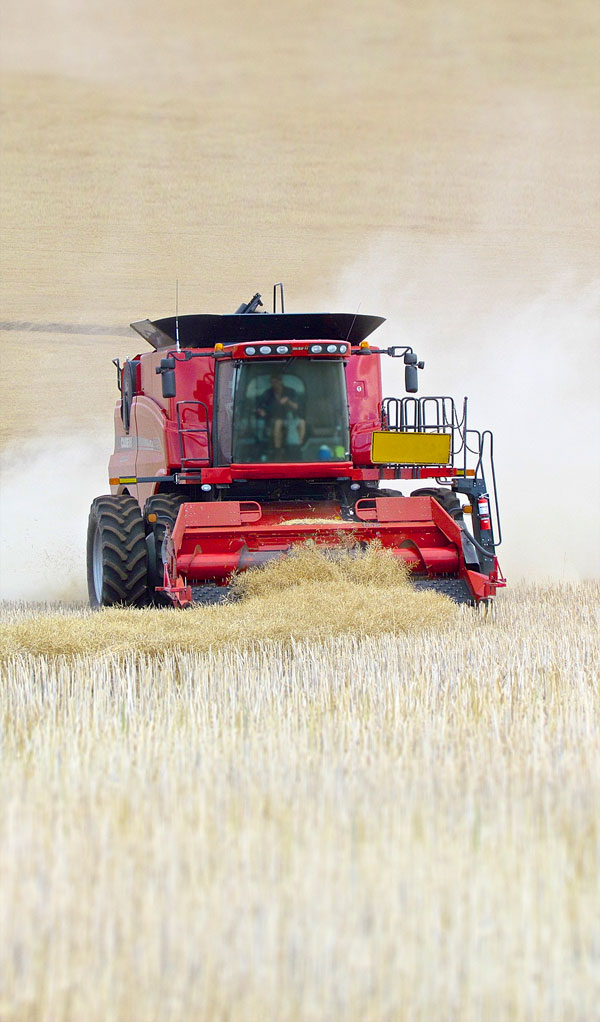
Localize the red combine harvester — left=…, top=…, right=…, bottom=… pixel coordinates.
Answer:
left=87, top=287, right=504, bottom=608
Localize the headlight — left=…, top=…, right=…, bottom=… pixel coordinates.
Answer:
left=259, top=345, right=271, bottom=354
left=309, top=344, right=323, bottom=353
left=245, top=346, right=256, bottom=355
left=326, top=344, right=337, bottom=353
left=276, top=344, right=290, bottom=354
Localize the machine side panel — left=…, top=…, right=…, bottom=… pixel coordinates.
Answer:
left=345, top=352, right=382, bottom=465
left=128, top=398, right=170, bottom=508
left=170, top=355, right=214, bottom=467
left=138, top=348, right=215, bottom=413
left=109, top=402, right=135, bottom=494
left=139, top=349, right=215, bottom=469
left=139, top=349, right=169, bottom=411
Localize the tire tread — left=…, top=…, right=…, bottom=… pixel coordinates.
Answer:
left=87, top=495, right=148, bottom=607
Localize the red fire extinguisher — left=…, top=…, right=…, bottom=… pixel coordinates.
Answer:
left=477, top=495, right=492, bottom=531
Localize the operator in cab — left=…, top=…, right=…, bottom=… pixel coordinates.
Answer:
left=256, top=373, right=306, bottom=451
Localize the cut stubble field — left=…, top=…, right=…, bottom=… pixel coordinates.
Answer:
left=1, top=549, right=599, bottom=1020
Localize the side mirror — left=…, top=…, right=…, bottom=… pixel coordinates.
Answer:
left=404, top=352, right=418, bottom=393
left=405, top=365, right=419, bottom=393
left=156, top=357, right=176, bottom=399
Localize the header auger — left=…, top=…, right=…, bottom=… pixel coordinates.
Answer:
left=87, top=286, right=505, bottom=608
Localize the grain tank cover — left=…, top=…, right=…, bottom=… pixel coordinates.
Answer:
left=131, top=313, right=385, bottom=350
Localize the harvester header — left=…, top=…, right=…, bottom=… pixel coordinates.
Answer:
left=88, top=286, right=504, bottom=609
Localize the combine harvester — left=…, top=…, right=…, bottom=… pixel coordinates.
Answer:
left=87, top=286, right=504, bottom=608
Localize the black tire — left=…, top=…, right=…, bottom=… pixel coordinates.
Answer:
left=87, top=495, right=148, bottom=608
left=410, top=486, right=462, bottom=519
left=412, top=485, right=480, bottom=569
left=376, top=487, right=404, bottom=498
left=339, top=486, right=401, bottom=519
left=144, top=493, right=187, bottom=603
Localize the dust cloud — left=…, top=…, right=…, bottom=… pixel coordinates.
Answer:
left=326, top=238, right=600, bottom=581
left=0, top=432, right=112, bottom=601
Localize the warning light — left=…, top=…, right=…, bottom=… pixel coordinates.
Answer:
left=214, top=343, right=224, bottom=351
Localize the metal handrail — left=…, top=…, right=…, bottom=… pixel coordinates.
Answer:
left=380, top=394, right=502, bottom=547
left=176, top=400, right=211, bottom=467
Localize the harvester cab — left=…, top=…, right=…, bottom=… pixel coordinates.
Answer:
left=88, top=286, right=504, bottom=609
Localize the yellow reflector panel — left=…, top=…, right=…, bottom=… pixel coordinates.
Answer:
left=371, top=431, right=452, bottom=465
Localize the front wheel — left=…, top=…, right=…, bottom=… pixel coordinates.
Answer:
left=376, top=488, right=404, bottom=498
left=410, top=486, right=462, bottom=519
left=411, top=485, right=480, bottom=569
left=143, top=493, right=187, bottom=605
left=87, top=495, right=148, bottom=608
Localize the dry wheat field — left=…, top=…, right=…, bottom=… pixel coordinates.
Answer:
left=2, top=0, right=599, bottom=1018
left=1, top=549, right=599, bottom=1021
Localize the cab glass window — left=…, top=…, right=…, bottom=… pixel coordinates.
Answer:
left=216, top=359, right=350, bottom=464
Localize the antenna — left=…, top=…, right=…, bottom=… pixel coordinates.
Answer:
left=345, top=302, right=361, bottom=344
left=175, top=279, right=180, bottom=351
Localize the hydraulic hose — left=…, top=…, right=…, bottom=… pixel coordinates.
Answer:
left=460, top=525, right=498, bottom=557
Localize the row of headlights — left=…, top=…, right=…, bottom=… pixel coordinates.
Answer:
left=308, top=343, right=348, bottom=354
left=244, top=344, right=292, bottom=356
left=244, top=342, right=349, bottom=357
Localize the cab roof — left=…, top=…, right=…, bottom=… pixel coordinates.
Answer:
left=131, top=313, right=385, bottom=350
